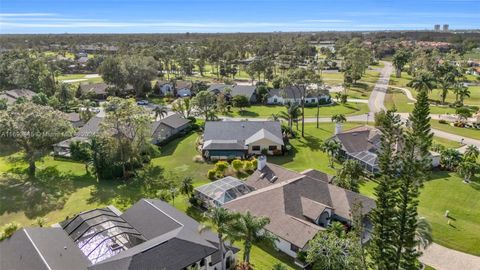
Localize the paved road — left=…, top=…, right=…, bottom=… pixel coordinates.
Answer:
left=368, top=61, right=393, bottom=113
left=420, top=243, right=480, bottom=270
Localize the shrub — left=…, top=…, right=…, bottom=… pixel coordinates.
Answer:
left=439, top=119, right=448, bottom=124
left=1, top=222, right=19, bottom=240
left=207, top=169, right=216, bottom=180
left=215, top=161, right=229, bottom=173
left=244, top=161, right=254, bottom=172
left=232, top=159, right=244, bottom=171
left=261, top=148, right=268, bottom=155
left=251, top=158, right=258, bottom=168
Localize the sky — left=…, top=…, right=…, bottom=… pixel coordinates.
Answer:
left=0, top=0, right=479, bottom=34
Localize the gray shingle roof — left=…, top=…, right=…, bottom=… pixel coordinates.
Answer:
left=203, top=121, right=283, bottom=150
left=207, top=84, right=233, bottom=93
left=0, top=228, right=90, bottom=270
left=79, top=83, right=109, bottom=96
left=225, top=163, right=375, bottom=248
left=231, top=85, right=256, bottom=98
left=76, top=116, right=103, bottom=137
left=152, top=114, right=190, bottom=131
left=4, top=89, right=36, bottom=100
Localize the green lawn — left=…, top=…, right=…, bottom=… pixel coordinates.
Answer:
left=431, top=120, right=480, bottom=140
left=385, top=88, right=457, bottom=114
left=360, top=171, right=480, bottom=256
left=390, top=71, right=480, bottom=105
left=224, top=103, right=369, bottom=119
left=0, top=133, right=299, bottom=269
left=432, top=136, right=462, bottom=149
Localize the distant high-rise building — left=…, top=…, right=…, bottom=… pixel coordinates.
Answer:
left=443, top=24, right=449, bottom=31
left=434, top=24, right=441, bottom=31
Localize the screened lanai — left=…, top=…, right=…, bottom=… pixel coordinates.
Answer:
left=60, top=207, right=146, bottom=264
left=348, top=151, right=379, bottom=173
left=195, top=176, right=254, bottom=207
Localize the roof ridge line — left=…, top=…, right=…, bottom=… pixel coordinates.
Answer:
left=23, top=229, right=53, bottom=270
left=142, top=199, right=184, bottom=229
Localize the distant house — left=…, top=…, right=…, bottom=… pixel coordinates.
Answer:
left=63, top=112, right=85, bottom=128
left=53, top=116, right=103, bottom=157
left=78, top=83, right=109, bottom=100
left=472, top=67, right=480, bottom=76
left=0, top=199, right=238, bottom=270
left=77, top=56, right=89, bottom=65
left=202, top=121, right=284, bottom=160
left=266, top=86, right=330, bottom=105
left=224, top=159, right=375, bottom=259
left=155, top=80, right=192, bottom=97
left=0, top=89, right=36, bottom=104
left=151, top=114, right=191, bottom=144
left=207, top=84, right=257, bottom=103
left=330, top=125, right=440, bottom=173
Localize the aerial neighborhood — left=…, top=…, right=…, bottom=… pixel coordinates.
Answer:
left=1, top=3, right=480, bottom=269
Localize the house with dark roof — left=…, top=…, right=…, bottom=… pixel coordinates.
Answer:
left=78, top=83, right=109, bottom=100
left=266, top=86, right=330, bottom=105
left=207, top=84, right=257, bottom=103
left=0, top=199, right=238, bottom=270
left=0, top=89, right=37, bottom=104
left=63, top=112, right=85, bottom=128
left=151, top=114, right=191, bottom=144
left=224, top=157, right=375, bottom=259
left=155, top=80, right=193, bottom=97
left=202, top=121, right=284, bottom=160
left=330, top=125, right=440, bottom=173
left=53, top=116, right=104, bottom=157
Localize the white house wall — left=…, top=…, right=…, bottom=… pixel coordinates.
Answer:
left=274, top=236, right=298, bottom=258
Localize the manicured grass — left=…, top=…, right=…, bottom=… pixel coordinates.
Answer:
left=360, top=171, right=480, bottom=256
left=432, top=136, right=462, bottom=149
left=385, top=88, right=457, bottom=114
left=57, top=74, right=87, bottom=81
left=390, top=71, right=480, bottom=105
left=431, top=120, right=480, bottom=140
left=224, top=103, right=369, bottom=119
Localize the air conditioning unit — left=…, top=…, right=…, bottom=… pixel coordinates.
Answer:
left=260, top=173, right=266, bottom=178
left=269, top=176, right=278, bottom=183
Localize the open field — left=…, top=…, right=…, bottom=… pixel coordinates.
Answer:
left=223, top=103, right=369, bottom=118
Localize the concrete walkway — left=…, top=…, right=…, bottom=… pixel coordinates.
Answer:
left=420, top=243, right=480, bottom=270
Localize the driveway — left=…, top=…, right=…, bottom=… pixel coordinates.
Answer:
left=368, top=61, right=393, bottom=113
left=420, top=243, right=480, bottom=270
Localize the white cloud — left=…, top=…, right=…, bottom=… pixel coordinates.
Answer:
left=0, top=13, right=57, bottom=17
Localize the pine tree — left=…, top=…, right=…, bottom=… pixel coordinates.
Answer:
left=369, top=110, right=402, bottom=270
left=394, top=88, right=433, bottom=269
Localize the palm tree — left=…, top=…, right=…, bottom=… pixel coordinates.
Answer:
left=268, top=113, right=280, bottom=121
left=271, top=263, right=288, bottom=270
left=57, top=83, right=73, bottom=111
left=234, top=212, right=277, bottom=264
left=180, top=176, right=194, bottom=198
left=408, top=72, right=436, bottom=93
left=334, top=159, right=365, bottom=192
left=457, top=160, right=478, bottom=183
left=440, top=148, right=462, bottom=171
left=327, top=221, right=346, bottom=238
left=415, top=217, right=433, bottom=250
left=331, top=114, right=347, bottom=124
left=321, top=140, right=341, bottom=168
left=464, top=145, right=480, bottom=162
left=279, top=102, right=300, bottom=131
left=153, top=106, right=168, bottom=120
left=200, top=207, right=238, bottom=270
left=453, top=83, right=470, bottom=106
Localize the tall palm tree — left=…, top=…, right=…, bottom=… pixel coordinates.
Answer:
left=415, top=217, right=433, bottom=250
left=453, top=83, right=470, bottom=106
left=180, top=176, right=194, bottom=198
left=268, top=113, right=280, bottom=121
left=464, top=145, right=480, bottom=162
left=408, top=72, right=436, bottom=93
left=233, top=212, right=277, bottom=264
left=321, top=140, right=341, bottom=168
left=153, top=105, right=168, bottom=120
left=457, top=160, right=478, bottom=183
left=279, top=102, right=300, bottom=131
left=57, top=83, right=73, bottom=111
left=200, top=207, right=238, bottom=270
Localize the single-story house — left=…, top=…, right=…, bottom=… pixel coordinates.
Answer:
left=207, top=84, right=257, bottom=103
left=330, top=125, right=440, bottom=173
left=0, top=199, right=238, bottom=270
left=0, top=89, right=37, bottom=104
left=194, top=176, right=255, bottom=208
left=202, top=121, right=284, bottom=160
left=155, top=80, right=193, bottom=97
left=151, top=114, right=191, bottom=144
left=53, top=116, right=104, bottom=157
left=77, top=83, right=134, bottom=99
left=63, top=112, right=85, bottom=128
left=267, top=86, right=330, bottom=105
left=224, top=159, right=375, bottom=259
left=77, top=56, right=89, bottom=65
